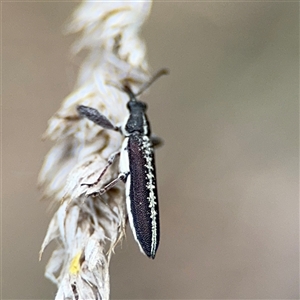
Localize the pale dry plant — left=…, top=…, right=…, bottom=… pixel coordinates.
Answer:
left=38, top=1, right=153, bottom=299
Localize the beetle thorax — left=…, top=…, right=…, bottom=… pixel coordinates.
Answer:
left=121, top=100, right=151, bottom=136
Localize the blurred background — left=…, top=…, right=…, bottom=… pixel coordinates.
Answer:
left=2, top=2, right=299, bottom=299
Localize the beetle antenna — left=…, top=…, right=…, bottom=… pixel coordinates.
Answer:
left=122, top=84, right=136, bottom=101
left=122, top=68, right=169, bottom=101
left=136, top=68, right=169, bottom=97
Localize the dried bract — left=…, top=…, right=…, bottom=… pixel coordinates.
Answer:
left=39, top=1, right=152, bottom=299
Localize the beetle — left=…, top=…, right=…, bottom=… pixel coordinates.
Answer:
left=77, top=69, right=168, bottom=258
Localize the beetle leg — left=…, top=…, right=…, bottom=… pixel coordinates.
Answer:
left=81, top=151, right=120, bottom=188
left=99, top=172, right=129, bottom=194
left=77, top=105, right=119, bottom=131
left=151, top=135, right=163, bottom=148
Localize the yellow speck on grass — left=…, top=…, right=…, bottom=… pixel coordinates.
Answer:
left=69, top=251, right=82, bottom=275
